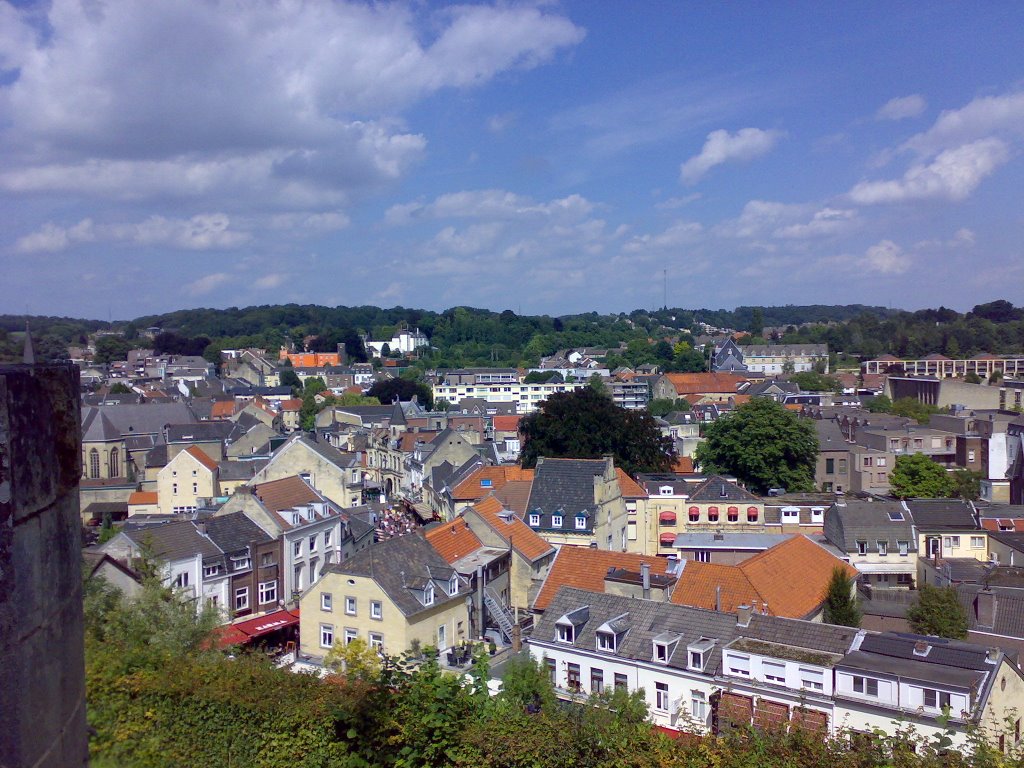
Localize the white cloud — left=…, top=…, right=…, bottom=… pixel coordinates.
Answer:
left=901, top=92, right=1024, bottom=156
left=655, top=193, right=702, bottom=210
left=773, top=207, right=857, bottom=239
left=186, top=272, right=231, bottom=295
left=716, top=200, right=806, bottom=239
left=680, top=127, right=783, bottom=185
left=622, top=220, right=703, bottom=253
left=864, top=240, right=910, bottom=274
left=876, top=95, right=927, bottom=121
left=385, top=190, right=597, bottom=225
left=427, top=223, right=504, bottom=256
left=487, top=112, right=517, bottom=133
left=253, top=273, right=287, bottom=290
left=848, top=138, right=1010, bottom=204
left=15, top=213, right=250, bottom=253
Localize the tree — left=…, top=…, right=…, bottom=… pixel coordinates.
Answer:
left=324, top=636, right=382, bottom=680
left=519, top=388, right=676, bottom=476
left=907, top=584, right=969, bottom=639
left=367, top=377, right=433, bottom=408
left=865, top=394, right=893, bottom=413
left=950, top=468, right=981, bottom=501
left=108, top=382, right=133, bottom=395
left=694, top=398, right=818, bottom=494
left=279, top=368, right=302, bottom=393
left=790, top=371, right=840, bottom=392
left=94, top=335, right=135, bottom=365
left=889, top=454, right=955, bottom=498
left=963, top=371, right=981, bottom=384
left=822, top=566, right=861, bottom=627
left=748, top=307, right=764, bottom=337
left=588, top=373, right=609, bottom=396
left=891, top=397, right=941, bottom=425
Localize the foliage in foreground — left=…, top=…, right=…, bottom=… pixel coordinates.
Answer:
left=85, top=575, right=1022, bottom=768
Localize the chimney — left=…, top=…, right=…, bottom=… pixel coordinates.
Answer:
left=715, top=585, right=722, bottom=612
left=977, top=588, right=997, bottom=628
left=641, top=562, right=651, bottom=600
left=736, top=604, right=752, bottom=628
left=195, top=521, right=207, bottom=535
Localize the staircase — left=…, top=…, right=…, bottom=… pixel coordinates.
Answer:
left=484, top=588, right=516, bottom=643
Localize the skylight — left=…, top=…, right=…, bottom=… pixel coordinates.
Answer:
left=887, top=510, right=904, bottom=521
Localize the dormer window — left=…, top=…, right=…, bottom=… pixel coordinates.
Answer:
left=810, top=507, right=824, bottom=523
left=687, top=638, right=715, bottom=671
left=660, top=486, right=673, bottom=496
left=557, top=624, right=574, bottom=643
left=596, top=630, right=616, bottom=652
left=575, top=515, right=587, bottom=530
left=424, top=583, right=434, bottom=606
left=552, top=514, right=563, bottom=528
left=480, top=478, right=492, bottom=488
left=652, top=632, right=680, bottom=664
left=448, top=574, right=459, bottom=596
left=529, top=513, right=540, bottom=527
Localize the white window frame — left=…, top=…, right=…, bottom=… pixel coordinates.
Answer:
left=345, top=596, right=357, bottom=615
left=529, top=514, right=540, bottom=527
left=655, top=681, right=670, bottom=711
left=691, top=690, right=707, bottom=722
left=726, top=653, right=750, bottom=676
left=320, top=623, right=334, bottom=649
left=800, top=667, right=824, bottom=691
left=321, top=592, right=332, bottom=611
left=234, top=587, right=249, bottom=611
left=344, top=627, right=358, bottom=645
left=596, top=631, right=616, bottom=652
left=971, top=536, right=985, bottom=549
left=258, top=580, right=277, bottom=604
left=369, top=632, right=383, bottom=651
left=574, top=515, right=587, bottom=530
left=556, top=624, right=574, bottom=643
left=448, top=574, right=459, bottom=596
left=763, top=660, right=786, bottom=683
left=423, top=583, right=434, bottom=606
left=294, top=540, right=302, bottom=557
left=370, top=600, right=382, bottom=620
left=552, top=514, right=563, bottom=528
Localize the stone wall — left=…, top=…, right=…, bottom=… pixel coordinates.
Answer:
left=0, top=364, right=88, bottom=768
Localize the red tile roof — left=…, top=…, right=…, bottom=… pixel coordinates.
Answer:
left=615, top=468, right=647, bottom=498
left=533, top=546, right=670, bottom=611
left=670, top=535, right=857, bottom=619
left=184, top=445, right=219, bottom=472
left=425, top=518, right=484, bottom=565
left=672, top=456, right=695, bottom=473
left=280, top=398, right=303, bottom=412
left=469, top=496, right=552, bottom=563
left=253, top=475, right=321, bottom=514
left=452, top=466, right=535, bottom=501
left=662, top=372, right=748, bottom=396
left=492, top=415, right=522, bottom=433
left=128, top=491, right=158, bottom=505
left=210, top=400, right=236, bottom=419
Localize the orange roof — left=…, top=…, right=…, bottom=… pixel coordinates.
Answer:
left=210, top=400, right=235, bottom=419
left=672, top=456, right=694, bottom=473
left=399, top=431, right=439, bottom=452
left=280, top=398, right=303, bottom=412
left=493, top=480, right=532, bottom=515
left=615, top=468, right=647, bottom=498
left=662, top=372, right=747, bottom=396
left=184, top=445, right=219, bottom=472
left=670, top=535, right=858, bottom=619
left=534, top=546, right=670, bottom=611
left=492, top=415, right=522, bottom=433
left=128, top=491, right=158, bottom=505
left=253, top=475, right=321, bottom=515
left=469, top=496, right=553, bottom=563
left=425, top=518, right=483, bottom=565
left=452, top=466, right=535, bottom=501
left=282, top=352, right=342, bottom=367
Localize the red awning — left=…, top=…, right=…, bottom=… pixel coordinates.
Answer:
left=659, top=511, right=677, bottom=524
left=231, top=608, right=300, bottom=639
left=659, top=532, right=677, bottom=546
left=211, top=625, right=251, bottom=649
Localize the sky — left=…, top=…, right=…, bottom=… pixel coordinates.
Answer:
left=2, top=1, right=1024, bottom=321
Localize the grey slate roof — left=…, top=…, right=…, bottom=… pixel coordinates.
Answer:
left=823, top=500, right=917, bottom=553
left=203, top=512, right=273, bottom=553
left=218, top=460, right=258, bottom=482
left=688, top=475, right=760, bottom=503
left=958, top=584, right=1024, bottom=639
left=534, top=586, right=858, bottom=676
left=122, top=519, right=222, bottom=562
left=905, top=499, right=978, bottom=530
left=166, top=421, right=235, bottom=443
left=322, top=532, right=462, bottom=618
left=81, top=402, right=197, bottom=439
left=526, top=457, right=606, bottom=532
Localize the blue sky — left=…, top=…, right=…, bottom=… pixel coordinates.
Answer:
left=2, top=1, right=1023, bottom=320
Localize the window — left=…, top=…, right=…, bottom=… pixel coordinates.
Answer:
left=324, top=529, right=332, bottom=548
left=294, top=540, right=302, bottom=557
left=968, top=450, right=976, bottom=462
left=529, top=514, right=540, bottom=527
left=826, top=458, right=835, bottom=474
left=321, top=592, right=332, bottom=611
left=567, top=663, right=581, bottom=692
left=557, top=624, right=574, bottom=643
left=448, top=574, right=459, bottom=596
left=727, top=653, right=750, bottom=676
left=260, top=552, right=275, bottom=567
left=174, top=571, right=190, bottom=588
left=320, top=624, right=334, bottom=648
left=689, top=651, right=704, bottom=670
left=203, top=564, right=220, bottom=578
left=370, top=600, right=382, bottom=620
left=369, top=632, right=384, bottom=651
left=708, top=506, right=719, bottom=522
left=423, top=583, right=434, bottom=606
left=596, top=631, right=616, bottom=652
left=695, top=550, right=711, bottom=563
left=192, top=482, right=198, bottom=494
left=343, top=628, right=358, bottom=645
left=898, top=540, right=909, bottom=556
left=688, top=506, right=700, bottom=522
left=747, top=506, right=758, bottom=522
left=727, top=506, right=739, bottom=523
left=876, top=457, right=887, bottom=468
left=800, top=668, right=824, bottom=691
left=172, top=483, right=178, bottom=495
left=856, top=540, right=868, bottom=555
left=877, top=540, right=887, bottom=556
left=655, top=682, right=670, bottom=711
left=853, top=676, right=878, bottom=696
left=764, top=661, right=786, bottom=683
left=971, top=536, right=985, bottom=549
left=547, top=658, right=557, bottom=684
left=691, top=691, right=707, bottom=722
left=89, top=448, right=100, bottom=479
left=552, top=515, right=563, bottom=528
left=614, top=673, right=628, bottom=690
left=235, top=587, right=249, bottom=611
left=258, top=581, right=277, bottom=604
left=345, top=596, right=357, bottom=615
left=923, top=689, right=951, bottom=710
left=943, top=536, right=961, bottom=549
left=864, top=457, right=873, bottom=467
left=575, top=515, right=587, bottom=530
left=109, top=448, right=120, bottom=478
left=590, top=668, right=604, bottom=693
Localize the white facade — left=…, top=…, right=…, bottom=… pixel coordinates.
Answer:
left=432, top=380, right=587, bottom=414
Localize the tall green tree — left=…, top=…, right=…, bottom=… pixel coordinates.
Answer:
left=520, top=388, right=676, bottom=476
left=822, top=566, right=861, bottom=627
left=367, top=377, right=433, bottom=407
left=889, top=454, right=955, bottom=498
left=694, top=398, right=818, bottom=494
left=907, top=584, right=969, bottom=639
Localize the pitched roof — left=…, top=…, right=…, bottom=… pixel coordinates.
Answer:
left=279, top=398, right=303, bottom=412
left=615, top=468, right=647, bottom=498
left=661, top=372, right=748, bottom=396
left=451, top=465, right=535, bottom=501
left=688, top=475, right=761, bottom=503
left=128, top=491, right=158, bottom=505
left=672, top=456, right=695, bottom=473
left=904, top=499, right=977, bottom=530
left=121, top=520, right=221, bottom=562
left=203, top=512, right=273, bottom=553
left=322, top=532, right=461, bottom=617
left=425, top=518, right=484, bottom=565
left=252, top=475, right=321, bottom=513
left=493, top=480, right=533, bottom=515
left=533, top=545, right=670, bottom=611
left=823, top=500, right=917, bottom=552
left=469, top=496, right=553, bottom=563
left=526, top=457, right=608, bottom=527
left=184, top=445, right=219, bottom=472
left=492, top=414, right=522, bottom=433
